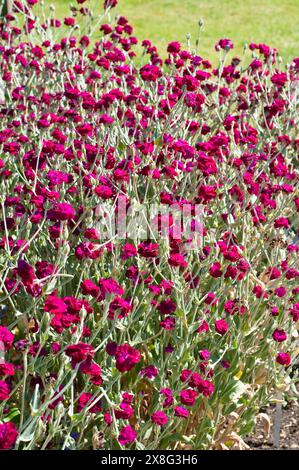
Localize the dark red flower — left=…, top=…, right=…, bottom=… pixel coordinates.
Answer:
left=115, top=344, right=141, bottom=372
left=0, top=422, right=18, bottom=450
left=65, top=343, right=95, bottom=365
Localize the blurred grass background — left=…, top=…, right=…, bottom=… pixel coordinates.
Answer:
left=50, top=0, right=298, bottom=61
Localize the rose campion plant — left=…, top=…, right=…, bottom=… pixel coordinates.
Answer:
left=0, top=0, right=298, bottom=451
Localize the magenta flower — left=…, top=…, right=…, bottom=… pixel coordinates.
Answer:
left=167, top=42, right=181, bottom=54
left=0, top=363, right=15, bottom=377
left=157, top=298, right=176, bottom=315
left=0, top=381, right=11, bottom=401
left=272, top=329, right=287, bottom=342
left=274, top=217, right=290, bottom=229
left=65, top=343, right=95, bottom=365
left=47, top=202, right=75, bottom=221
left=174, top=406, right=189, bottom=418
left=0, top=327, right=14, bottom=350
left=77, top=393, right=102, bottom=413
left=118, top=425, right=137, bottom=446
left=0, top=422, right=18, bottom=450
left=215, top=319, right=229, bottom=336
left=180, top=388, right=198, bottom=406
left=115, top=344, right=141, bottom=372
left=138, top=241, right=159, bottom=258
left=99, top=278, right=124, bottom=299
left=276, top=353, right=291, bottom=366
left=151, top=411, right=168, bottom=426
left=140, top=365, right=158, bottom=379
left=215, top=38, right=234, bottom=51
left=94, top=185, right=113, bottom=199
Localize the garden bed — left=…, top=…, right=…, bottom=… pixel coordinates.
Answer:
left=246, top=388, right=299, bottom=449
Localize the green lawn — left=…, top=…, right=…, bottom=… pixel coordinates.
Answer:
left=51, top=0, right=298, bottom=62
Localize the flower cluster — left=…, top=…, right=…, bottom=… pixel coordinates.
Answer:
left=0, top=0, right=298, bottom=451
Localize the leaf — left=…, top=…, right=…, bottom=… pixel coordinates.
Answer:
left=224, top=432, right=250, bottom=450
left=3, top=407, right=20, bottom=422
left=167, top=432, right=184, bottom=443
left=255, top=366, right=268, bottom=385
left=143, top=426, right=153, bottom=440
left=291, top=346, right=299, bottom=358
left=159, top=433, right=185, bottom=449
left=182, top=434, right=196, bottom=444
left=229, top=379, right=248, bottom=403
left=257, top=412, right=271, bottom=438
left=19, top=420, right=37, bottom=442
left=135, top=440, right=145, bottom=450
left=117, top=141, right=127, bottom=152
